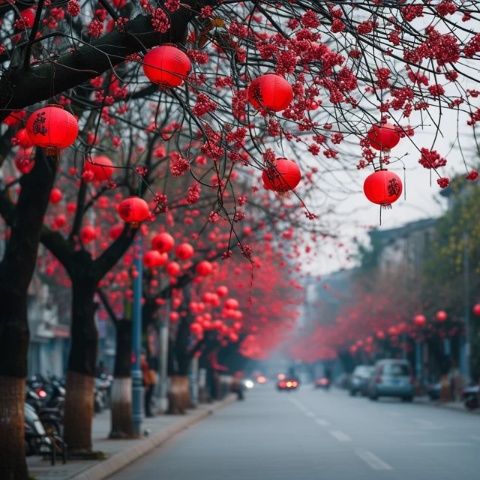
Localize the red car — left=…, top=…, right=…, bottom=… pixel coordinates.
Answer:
left=277, top=378, right=300, bottom=391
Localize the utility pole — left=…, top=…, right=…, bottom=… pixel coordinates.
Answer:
left=158, top=301, right=170, bottom=412
left=462, top=232, right=471, bottom=383
left=131, top=233, right=144, bottom=437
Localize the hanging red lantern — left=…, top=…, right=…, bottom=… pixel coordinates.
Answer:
left=216, top=285, right=228, bottom=297
left=225, top=298, right=239, bottom=310
left=436, top=310, right=448, bottom=322
left=83, top=155, right=114, bottom=182
left=367, top=123, right=400, bottom=151
left=170, top=311, right=180, bottom=323
left=175, top=242, right=194, bottom=260
left=248, top=74, right=293, bottom=112
left=166, top=261, right=181, bottom=276
left=363, top=169, right=402, bottom=207
left=80, top=225, right=97, bottom=244
left=26, top=105, right=78, bottom=151
left=52, top=214, right=67, bottom=230
left=3, top=110, right=26, bottom=127
left=118, top=196, right=150, bottom=225
left=143, top=45, right=191, bottom=88
left=262, top=158, right=301, bottom=192
left=190, top=322, right=204, bottom=337
left=473, top=304, right=480, bottom=316
left=143, top=250, right=168, bottom=269
left=151, top=232, right=175, bottom=253
left=196, top=260, right=213, bottom=276
left=414, top=314, right=426, bottom=327
left=49, top=187, right=63, bottom=204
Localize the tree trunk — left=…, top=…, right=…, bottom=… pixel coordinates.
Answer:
left=0, top=377, right=27, bottom=480
left=63, top=276, right=98, bottom=455
left=167, top=375, right=191, bottom=414
left=110, top=319, right=133, bottom=439
left=0, top=150, right=58, bottom=479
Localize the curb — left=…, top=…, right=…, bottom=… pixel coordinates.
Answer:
left=72, top=395, right=237, bottom=480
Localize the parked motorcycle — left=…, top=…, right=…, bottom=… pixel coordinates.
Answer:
left=463, top=385, right=480, bottom=411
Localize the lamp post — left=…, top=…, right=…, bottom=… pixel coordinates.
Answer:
left=131, top=233, right=144, bottom=437
left=158, top=300, right=170, bottom=412
left=462, top=232, right=471, bottom=383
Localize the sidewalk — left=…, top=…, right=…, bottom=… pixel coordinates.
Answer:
left=28, top=395, right=236, bottom=480
left=415, top=396, right=480, bottom=414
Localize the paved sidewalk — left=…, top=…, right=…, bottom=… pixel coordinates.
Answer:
left=28, top=395, right=236, bottom=480
left=415, top=396, right=480, bottom=414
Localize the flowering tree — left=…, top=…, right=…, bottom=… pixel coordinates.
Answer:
left=2, top=1, right=480, bottom=478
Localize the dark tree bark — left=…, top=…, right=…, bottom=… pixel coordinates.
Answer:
left=0, top=150, right=58, bottom=480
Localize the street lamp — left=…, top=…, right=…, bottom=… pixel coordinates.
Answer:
left=131, top=233, right=144, bottom=437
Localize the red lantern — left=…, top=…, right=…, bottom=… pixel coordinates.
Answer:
left=190, top=322, right=204, bottom=337
left=143, top=250, right=168, bottom=269
left=3, top=110, right=26, bottom=127
left=196, top=261, right=213, bottom=276
left=216, top=285, right=228, bottom=297
left=49, top=187, right=63, bottom=204
left=436, top=310, right=448, bottom=322
left=175, top=242, right=194, bottom=260
left=166, top=261, right=181, bottom=276
left=26, top=105, right=78, bottom=150
left=118, top=196, right=150, bottom=225
left=170, top=311, right=180, bottom=323
left=414, top=314, right=426, bottom=327
left=225, top=298, right=239, bottom=310
left=83, top=155, right=114, bottom=182
left=248, top=74, right=293, bottom=112
left=143, top=45, right=191, bottom=87
left=473, top=304, right=480, bottom=316
left=52, top=214, right=66, bottom=230
left=80, top=225, right=97, bottom=244
left=363, top=169, right=402, bottom=207
left=262, top=158, right=301, bottom=192
left=367, top=123, right=400, bottom=151
left=151, top=232, right=175, bottom=253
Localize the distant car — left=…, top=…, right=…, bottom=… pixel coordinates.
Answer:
left=368, top=359, right=414, bottom=402
left=314, top=377, right=331, bottom=390
left=349, top=365, right=374, bottom=396
left=256, top=375, right=267, bottom=384
left=277, top=378, right=299, bottom=391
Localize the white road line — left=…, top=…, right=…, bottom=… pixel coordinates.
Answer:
left=314, top=418, right=330, bottom=427
left=329, top=430, right=352, bottom=442
left=355, top=450, right=393, bottom=471
left=417, top=442, right=474, bottom=447
left=305, top=411, right=316, bottom=418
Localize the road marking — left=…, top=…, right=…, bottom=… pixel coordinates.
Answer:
left=417, top=442, right=474, bottom=447
left=355, top=450, right=393, bottom=471
left=315, top=418, right=330, bottom=427
left=305, top=411, right=315, bottom=418
left=329, top=430, right=352, bottom=442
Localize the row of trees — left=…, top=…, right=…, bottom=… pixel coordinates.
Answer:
left=290, top=179, right=480, bottom=382
left=1, top=1, right=480, bottom=479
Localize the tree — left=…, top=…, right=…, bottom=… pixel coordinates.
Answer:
left=2, top=1, right=480, bottom=478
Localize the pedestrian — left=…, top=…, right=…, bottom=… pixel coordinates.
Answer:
left=141, top=352, right=157, bottom=417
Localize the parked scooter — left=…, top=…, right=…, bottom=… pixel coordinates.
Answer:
left=463, top=385, right=480, bottom=411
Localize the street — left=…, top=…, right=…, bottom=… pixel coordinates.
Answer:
left=110, top=386, right=480, bottom=480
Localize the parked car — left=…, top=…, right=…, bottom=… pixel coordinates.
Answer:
left=314, top=377, right=331, bottom=390
left=349, top=365, right=374, bottom=396
left=462, top=385, right=480, bottom=410
left=368, top=359, right=414, bottom=402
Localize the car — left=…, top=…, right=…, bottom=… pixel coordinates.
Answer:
left=349, top=365, right=374, bottom=396
left=368, top=359, right=414, bottom=402
left=277, top=378, right=299, bottom=391
left=314, top=377, right=331, bottom=390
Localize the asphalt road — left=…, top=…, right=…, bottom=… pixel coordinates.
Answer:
left=111, top=386, right=480, bottom=480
